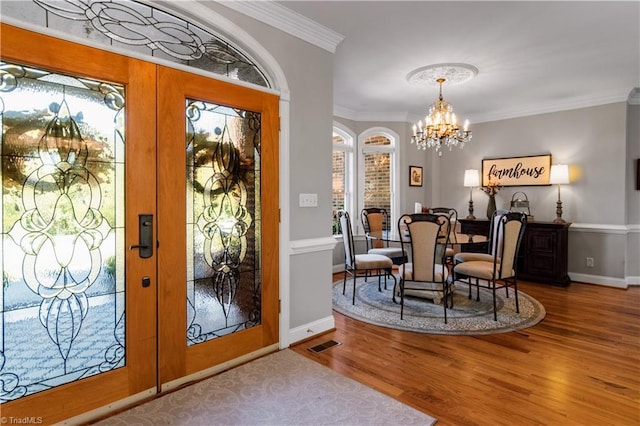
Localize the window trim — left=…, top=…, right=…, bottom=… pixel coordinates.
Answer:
left=357, top=127, right=400, bottom=235
left=332, top=122, right=356, bottom=234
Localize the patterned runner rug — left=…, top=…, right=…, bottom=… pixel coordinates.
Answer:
left=96, top=349, right=436, bottom=425
left=333, top=277, right=545, bottom=335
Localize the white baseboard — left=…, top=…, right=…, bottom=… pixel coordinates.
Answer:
left=288, top=315, right=335, bottom=344
left=626, top=276, right=640, bottom=286
left=568, top=272, right=628, bottom=288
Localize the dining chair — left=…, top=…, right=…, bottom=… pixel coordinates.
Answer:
left=361, top=207, right=405, bottom=265
left=452, top=211, right=527, bottom=320
left=396, top=213, right=452, bottom=323
left=454, top=208, right=509, bottom=299
left=338, top=210, right=397, bottom=305
left=429, top=207, right=458, bottom=267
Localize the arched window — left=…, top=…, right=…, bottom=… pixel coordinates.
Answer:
left=332, top=124, right=355, bottom=235
left=358, top=128, right=400, bottom=231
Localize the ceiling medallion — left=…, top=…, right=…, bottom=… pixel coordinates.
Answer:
left=406, top=63, right=478, bottom=86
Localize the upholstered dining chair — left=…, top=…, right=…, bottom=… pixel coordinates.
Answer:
left=454, top=209, right=509, bottom=264
left=338, top=210, right=397, bottom=305
left=429, top=207, right=458, bottom=267
left=361, top=207, right=405, bottom=265
left=396, top=213, right=452, bottom=323
left=454, top=209, right=509, bottom=299
left=453, top=211, right=527, bottom=321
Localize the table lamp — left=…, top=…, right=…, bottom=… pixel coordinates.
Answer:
left=463, top=169, right=480, bottom=219
left=549, top=164, right=570, bottom=223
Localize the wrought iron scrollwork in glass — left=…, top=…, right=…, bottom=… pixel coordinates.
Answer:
left=17, top=0, right=271, bottom=87
left=0, top=61, right=125, bottom=400
left=185, top=100, right=261, bottom=346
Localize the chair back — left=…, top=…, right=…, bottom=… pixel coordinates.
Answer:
left=494, top=212, right=527, bottom=279
left=361, top=207, right=390, bottom=249
left=429, top=207, right=457, bottom=244
left=488, top=209, right=510, bottom=256
left=338, top=210, right=356, bottom=268
left=398, top=213, right=445, bottom=282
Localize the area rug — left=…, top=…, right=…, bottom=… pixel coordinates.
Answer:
left=95, top=349, right=436, bottom=425
left=333, top=277, right=545, bottom=335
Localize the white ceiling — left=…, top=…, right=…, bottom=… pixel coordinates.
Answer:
left=249, top=1, right=640, bottom=124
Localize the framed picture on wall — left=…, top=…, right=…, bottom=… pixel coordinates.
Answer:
left=409, top=166, right=423, bottom=187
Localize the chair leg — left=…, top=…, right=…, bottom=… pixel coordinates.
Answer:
left=400, top=280, right=405, bottom=320
left=492, top=280, right=498, bottom=321
left=513, top=279, right=520, bottom=313
left=442, top=281, right=448, bottom=324
left=352, top=271, right=358, bottom=305
left=392, top=275, right=399, bottom=304
left=475, top=278, right=480, bottom=301
left=342, top=269, right=348, bottom=295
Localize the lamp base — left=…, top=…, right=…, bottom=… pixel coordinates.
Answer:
left=466, top=200, right=475, bottom=220
left=553, top=199, right=566, bottom=224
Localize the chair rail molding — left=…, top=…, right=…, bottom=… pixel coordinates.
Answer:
left=569, top=223, right=631, bottom=234
left=290, top=236, right=338, bottom=255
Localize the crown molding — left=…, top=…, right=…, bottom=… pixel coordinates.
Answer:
left=216, top=1, right=344, bottom=53
left=337, top=90, right=632, bottom=125
left=468, top=90, right=632, bottom=124
left=333, top=105, right=412, bottom=123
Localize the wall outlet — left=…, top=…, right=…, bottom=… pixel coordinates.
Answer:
left=586, top=257, right=594, bottom=268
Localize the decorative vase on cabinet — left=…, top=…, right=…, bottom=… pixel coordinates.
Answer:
left=486, top=194, right=496, bottom=219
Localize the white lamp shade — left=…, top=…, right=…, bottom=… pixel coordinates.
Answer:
left=549, top=164, right=570, bottom=185
left=463, top=169, right=480, bottom=187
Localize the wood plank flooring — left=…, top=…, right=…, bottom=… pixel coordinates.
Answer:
left=291, top=278, right=640, bottom=425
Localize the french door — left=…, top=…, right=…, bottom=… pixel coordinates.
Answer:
left=0, top=24, right=279, bottom=423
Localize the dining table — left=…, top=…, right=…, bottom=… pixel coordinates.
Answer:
left=373, top=230, right=487, bottom=252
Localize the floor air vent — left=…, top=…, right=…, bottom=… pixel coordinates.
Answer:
left=308, top=340, right=341, bottom=353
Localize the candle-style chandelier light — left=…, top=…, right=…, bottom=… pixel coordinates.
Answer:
left=411, top=77, right=472, bottom=153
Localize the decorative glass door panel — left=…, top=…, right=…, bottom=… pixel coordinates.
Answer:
left=0, top=61, right=126, bottom=400
left=186, top=101, right=261, bottom=346
left=157, top=66, right=279, bottom=384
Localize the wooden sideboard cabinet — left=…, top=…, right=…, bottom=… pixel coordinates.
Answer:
left=459, top=218, right=571, bottom=286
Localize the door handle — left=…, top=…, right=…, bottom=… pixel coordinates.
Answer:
left=129, top=214, right=153, bottom=259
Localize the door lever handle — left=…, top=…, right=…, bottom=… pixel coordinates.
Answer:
left=130, top=214, right=153, bottom=258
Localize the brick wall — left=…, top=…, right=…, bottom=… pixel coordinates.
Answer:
left=363, top=135, right=391, bottom=214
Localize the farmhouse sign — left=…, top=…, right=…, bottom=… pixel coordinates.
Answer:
left=482, top=154, right=551, bottom=187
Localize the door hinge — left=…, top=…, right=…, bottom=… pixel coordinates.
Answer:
left=279, top=208, right=281, bottom=223
left=278, top=299, right=281, bottom=313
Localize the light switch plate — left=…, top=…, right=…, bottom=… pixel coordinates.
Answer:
left=299, top=193, right=318, bottom=207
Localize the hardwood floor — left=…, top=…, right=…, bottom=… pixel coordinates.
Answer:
left=291, top=277, right=640, bottom=425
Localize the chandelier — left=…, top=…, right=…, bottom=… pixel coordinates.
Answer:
left=411, top=77, right=472, bottom=153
